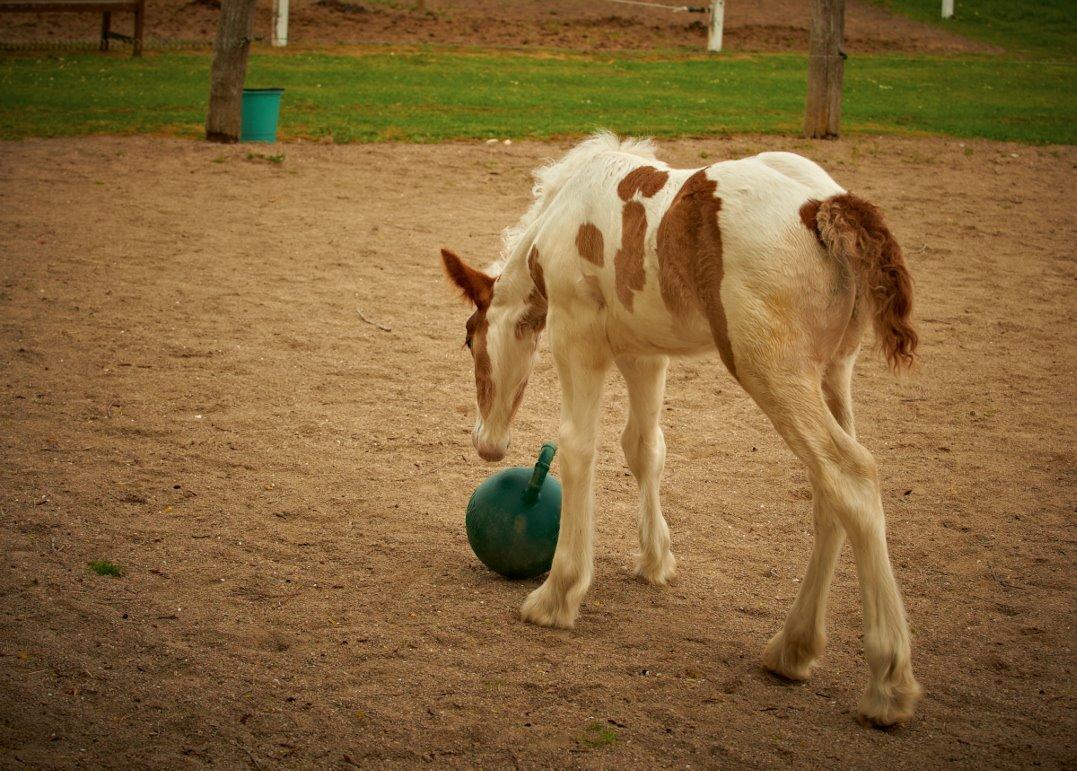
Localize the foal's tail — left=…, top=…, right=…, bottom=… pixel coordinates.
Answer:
left=809, top=193, right=918, bottom=371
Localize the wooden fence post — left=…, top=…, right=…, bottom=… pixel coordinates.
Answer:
left=707, top=0, right=724, bottom=53
left=206, top=0, right=259, bottom=143
left=803, top=0, right=845, bottom=139
left=99, top=11, right=111, bottom=50
left=272, top=0, right=289, bottom=46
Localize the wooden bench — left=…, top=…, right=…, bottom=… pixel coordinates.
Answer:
left=0, top=0, right=145, bottom=56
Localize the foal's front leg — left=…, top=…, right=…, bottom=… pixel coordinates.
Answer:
left=520, top=338, right=610, bottom=629
left=616, top=355, right=675, bottom=585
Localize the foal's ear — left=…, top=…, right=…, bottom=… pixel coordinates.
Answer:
left=441, top=248, right=494, bottom=308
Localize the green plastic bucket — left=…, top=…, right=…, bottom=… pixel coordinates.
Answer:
left=241, top=88, right=283, bottom=143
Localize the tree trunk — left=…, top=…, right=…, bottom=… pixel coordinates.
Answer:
left=803, top=0, right=845, bottom=139
left=206, top=0, right=258, bottom=143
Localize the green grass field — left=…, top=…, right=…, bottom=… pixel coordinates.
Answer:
left=865, top=0, right=1077, bottom=60
left=0, top=49, right=1074, bottom=144
left=1, top=1, right=1074, bottom=145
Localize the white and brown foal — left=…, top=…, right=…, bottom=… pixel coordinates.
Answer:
left=441, top=133, right=921, bottom=726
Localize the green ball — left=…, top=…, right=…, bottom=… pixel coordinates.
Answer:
left=466, top=464, right=561, bottom=580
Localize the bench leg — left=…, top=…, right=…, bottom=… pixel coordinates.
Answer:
left=100, top=11, right=111, bottom=51
left=133, top=0, right=144, bottom=57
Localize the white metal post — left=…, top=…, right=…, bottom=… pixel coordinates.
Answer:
left=708, top=0, right=724, bottom=52
left=272, top=0, right=289, bottom=46
left=941, top=0, right=953, bottom=19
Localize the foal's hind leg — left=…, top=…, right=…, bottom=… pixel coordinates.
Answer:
left=761, top=494, right=844, bottom=681
left=745, top=365, right=921, bottom=726
left=616, top=354, right=675, bottom=585
left=762, top=353, right=857, bottom=678
left=822, top=352, right=857, bottom=437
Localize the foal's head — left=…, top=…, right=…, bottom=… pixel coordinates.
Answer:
left=441, top=248, right=546, bottom=462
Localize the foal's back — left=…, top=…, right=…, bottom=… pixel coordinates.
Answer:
left=539, top=149, right=855, bottom=367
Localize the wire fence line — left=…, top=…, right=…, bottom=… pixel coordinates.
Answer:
left=604, top=0, right=709, bottom=12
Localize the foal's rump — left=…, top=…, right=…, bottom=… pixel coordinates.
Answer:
left=690, top=157, right=851, bottom=374
left=719, top=166, right=916, bottom=376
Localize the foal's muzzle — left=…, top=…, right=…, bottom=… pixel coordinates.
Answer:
left=473, top=420, right=509, bottom=462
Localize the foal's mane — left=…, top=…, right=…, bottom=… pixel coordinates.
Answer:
left=493, top=132, right=658, bottom=275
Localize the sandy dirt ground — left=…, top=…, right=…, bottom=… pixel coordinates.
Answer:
left=0, top=133, right=1074, bottom=767
left=0, top=0, right=993, bottom=54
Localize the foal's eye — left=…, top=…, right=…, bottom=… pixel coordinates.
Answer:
left=465, top=336, right=474, bottom=351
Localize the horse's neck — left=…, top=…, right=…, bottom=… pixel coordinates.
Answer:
left=494, top=260, right=533, bottom=310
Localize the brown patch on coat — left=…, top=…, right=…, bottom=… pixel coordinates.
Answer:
left=527, top=246, right=546, bottom=299
left=508, top=377, right=529, bottom=421
left=465, top=309, right=494, bottom=418
left=655, top=170, right=737, bottom=379
left=576, top=223, right=605, bottom=266
left=614, top=201, right=648, bottom=311
left=516, top=246, right=548, bottom=339
left=617, top=165, right=669, bottom=201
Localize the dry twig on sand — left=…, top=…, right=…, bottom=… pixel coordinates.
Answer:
left=356, top=308, right=391, bottom=332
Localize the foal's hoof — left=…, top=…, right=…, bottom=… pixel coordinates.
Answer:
left=634, top=551, right=676, bottom=586
left=857, top=677, right=922, bottom=728
left=761, top=631, right=821, bottom=682
left=520, top=584, right=577, bottom=629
